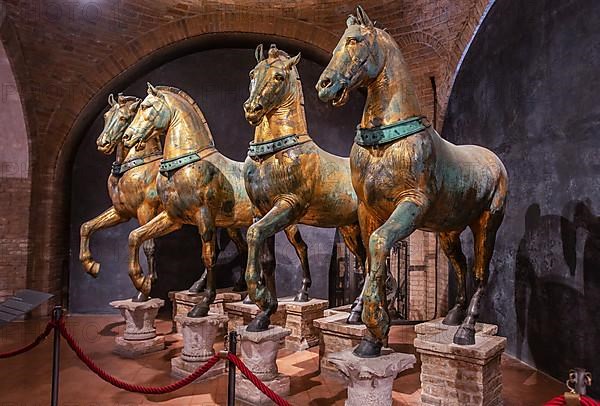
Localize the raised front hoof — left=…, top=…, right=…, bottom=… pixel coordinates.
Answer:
left=232, top=279, right=248, bottom=292
left=188, top=278, right=205, bottom=294
left=242, top=294, right=254, bottom=305
left=346, top=311, right=363, bottom=325
left=83, top=260, right=101, bottom=278
left=453, top=325, right=476, bottom=345
left=246, top=314, right=270, bottom=332
left=442, top=305, right=466, bottom=326
left=187, top=304, right=209, bottom=318
left=131, top=291, right=149, bottom=302
left=353, top=338, right=383, bottom=358
left=294, top=291, right=309, bottom=302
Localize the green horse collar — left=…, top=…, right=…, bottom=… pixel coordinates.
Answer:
left=248, top=134, right=305, bottom=158
left=355, top=116, right=430, bottom=147
left=111, top=152, right=162, bottom=176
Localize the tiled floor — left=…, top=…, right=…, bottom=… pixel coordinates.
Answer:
left=0, top=314, right=564, bottom=405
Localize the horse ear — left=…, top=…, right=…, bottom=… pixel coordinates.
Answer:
left=346, top=15, right=358, bottom=27
left=108, top=93, right=115, bottom=106
left=129, top=99, right=141, bottom=113
left=147, top=82, right=158, bottom=95
left=284, top=53, right=301, bottom=70
left=255, top=44, right=265, bottom=62
left=356, top=5, right=373, bottom=28
left=117, top=93, right=126, bottom=104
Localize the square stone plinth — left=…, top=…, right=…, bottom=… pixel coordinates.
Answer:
left=313, top=312, right=372, bottom=380
left=224, top=300, right=286, bottom=336
left=280, top=297, right=328, bottom=350
left=327, top=348, right=416, bottom=406
left=415, top=317, right=499, bottom=339
left=324, top=303, right=353, bottom=317
left=414, top=326, right=506, bottom=406
left=113, top=335, right=165, bottom=358
left=170, top=356, right=226, bottom=382
left=169, top=288, right=245, bottom=333
left=235, top=373, right=290, bottom=405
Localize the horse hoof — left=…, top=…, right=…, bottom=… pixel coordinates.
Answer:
left=83, top=260, right=101, bottom=278
left=247, top=315, right=270, bottom=332
left=353, top=338, right=382, bottom=358
left=453, top=325, right=476, bottom=345
left=442, top=305, right=466, bottom=326
left=187, top=304, right=209, bottom=318
left=232, top=280, right=247, bottom=292
left=188, top=279, right=205, bottom=294
left=132, top=291, right=149, bottom=302
left=242, top=295, right=254, bottom=305
left=294, top=291, right=309, bottom=302
left=346, top=311, right=363, bottom=325
left=141, top=277, right=152, bottom=297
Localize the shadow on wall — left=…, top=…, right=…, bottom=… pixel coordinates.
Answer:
left=515, top=201, right=600, bottom=392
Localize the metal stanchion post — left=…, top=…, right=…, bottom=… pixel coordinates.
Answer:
left=51, top=306, right=62, bottom=406
left=227, top=330, right=237, bottom=406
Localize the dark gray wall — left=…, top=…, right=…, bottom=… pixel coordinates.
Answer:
left=68, top=48, right=364, bottom=313
left=443, top=0, right=600, bottom=396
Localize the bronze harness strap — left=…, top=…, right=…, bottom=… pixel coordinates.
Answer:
left=159, top=145, right=217, bottom=175
left=247, top=134, right=311, bottom=158
left=111, top=151, right=163, bottom=176
left=354, top=116, right=430, bottom=147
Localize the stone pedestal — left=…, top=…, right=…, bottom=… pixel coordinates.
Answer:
left=281, top=298, right=328, bottom=350
left=170, top=313, right=228, bottom=382
left=235, top=325, right=291, bottom=405
left=415, top=317, right=499, bottom=339
left=224, top=300, right=286, bottom=335
left=109, top=298, right=165, bottom=358
left=328, top=348, right=416, bottom=406
left=313, top=312, right=371, bottom=379
left=169, top=288, right=245, bottom=333
left=414, top=322, right=506, bottom=406
left=324, top=303, right=353, bottom=317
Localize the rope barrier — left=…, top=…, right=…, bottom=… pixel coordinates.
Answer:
left=545, top=395, right=600, bottom=406
left=0, top=320, right=56, bottom=359
left=227, top=352, right=292, bottom=406
left=57, top=320, right=221, bottom=395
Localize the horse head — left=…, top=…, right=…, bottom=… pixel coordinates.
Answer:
left=96, top=93, right=141, bottom=154
left=316, top=6, right=385, bottom=106
left=123, top=82, right=171, bottom=150
left=243, top=44, right=301, bottom=126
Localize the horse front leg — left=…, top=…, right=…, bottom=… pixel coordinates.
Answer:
left=188, top=207, right=219, bottom=318
left=142, top=239, right=157, bottom=282
left=284, top=225, right=311, bottom=302
left=356, top=198, right=428, bottom=358
left=128, top=211, right=181, bottom=301
left=338, top=223, right=368, bottom=324
left=245, top=200, right=302, bottom=332
left=79, top=207, right=128, bottom=277
left=226, top=228, right=249, bottom=292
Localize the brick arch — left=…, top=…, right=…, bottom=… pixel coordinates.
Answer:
left=29, top=12, right=339, bottom=303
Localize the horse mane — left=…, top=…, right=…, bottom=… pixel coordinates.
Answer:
left=155, top=85, right=210, bottom=127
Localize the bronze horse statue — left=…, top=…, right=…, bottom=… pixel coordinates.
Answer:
left=241, top=44, right=368, bottom=332
left=122, top=84, right=311, bottom=316
left=317, top=7, right=508, bottom=356
left=79, top=94, right=162, bottom=301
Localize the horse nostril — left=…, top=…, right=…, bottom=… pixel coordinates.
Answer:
left=253, top=104, right=263, bottom=113
left=319, top=78, right=331, bottom=89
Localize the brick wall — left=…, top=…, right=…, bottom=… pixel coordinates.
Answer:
left=0, top=0, right=491, bottom=309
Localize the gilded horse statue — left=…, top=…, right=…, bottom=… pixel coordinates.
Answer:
left=122, top=84, right=311, bottom=316
left=241, top=44, right=368, bottom=332
left=317, top=7, right=508, bottom=356
left=79, top=94, right=162, bottom=301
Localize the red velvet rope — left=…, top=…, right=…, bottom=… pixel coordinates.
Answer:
left=0, top=320, right=55, bottom=359
left=545, top=395, right=600, bottom=406
left=227, top=352, right=292, bottom=406
left=57, top=320, right=221, bottom=394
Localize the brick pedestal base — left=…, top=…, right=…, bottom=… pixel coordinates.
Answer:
left=281, top=298, right=328, bottom=350
left=414, top=322, right=505, bottom=406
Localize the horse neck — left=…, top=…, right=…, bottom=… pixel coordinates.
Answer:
left=254, top=75, right=308, bottom=142
left=123, top=136, right=162, bottom=161
left=361, top=32, right=422, bottom=128
left=114, top=143, right=128, bottom=164
left=162, top=94, right=214, bottom=159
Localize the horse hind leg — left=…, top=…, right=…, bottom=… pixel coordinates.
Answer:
left=338, top=223, right=367, bottom=324
left=284, top=225, right=311, bottom=302
left=454, top=209, right=504, bottom=345
left=439, top=230, right=469, bottom=326
left=226, top=227, right=249, bottom=292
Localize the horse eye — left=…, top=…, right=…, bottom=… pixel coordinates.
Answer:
left=347, top=38, right=358, bottom=45
left=119, top=116, right=126, bottom=122
left=274, top=73, right=284, bottom=81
